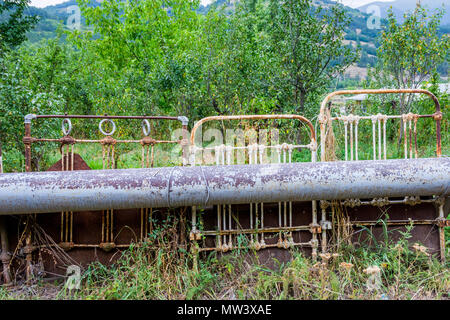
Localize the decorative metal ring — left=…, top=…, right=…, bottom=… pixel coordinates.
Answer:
left=62, top=118, right=72, bottom=136
left=142, top=119, right=151, bottom=137
left=99, top=119, right=116, bottom=136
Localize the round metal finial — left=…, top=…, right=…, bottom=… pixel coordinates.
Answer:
left=62, top=118, right=72, bottom=136
left=99, top=119, right=116, bottom=136
left=142, top=119, right=151, bottom=136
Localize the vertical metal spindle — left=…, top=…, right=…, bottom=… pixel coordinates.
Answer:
left=409, top=119, right=413, bottom=159
left=355, top=119, right=359, bottom=161
left=372, top=118, right=377, bottom=160
left=217, top=205, right=222, bottom=249
left=378, top=116, right=382, bottom=160
left=414, top=117, right=418, bottom=159
left=350, top=120, right=354, bottom=161
left=383, top=118, right=387, bottom=160
left=344, top=120, right=348, bottom=161
left=403, top=115, right=408, bottom=159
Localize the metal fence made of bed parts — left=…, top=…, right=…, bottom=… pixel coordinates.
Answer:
left=318, top=89, right=447, bottom=262
left=0, top=88, right=448, bottom=286
left=17, top=113, right=189, bottom=281
left=188, top=114, right=324, bottom=258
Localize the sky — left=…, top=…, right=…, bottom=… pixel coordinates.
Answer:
left=29, top=0, right=396, bottom=9
left=29, top=0, right=216, bottom=7
left=335, top=0, right=395, bottom=8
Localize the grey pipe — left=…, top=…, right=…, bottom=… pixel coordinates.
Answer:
left=0, top=158, right=448, bottom=215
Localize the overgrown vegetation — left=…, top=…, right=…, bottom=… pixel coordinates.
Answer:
left=0, top=215, right=448, bottom=300
left=367, top=5, right=449, bottom=113
left=0, top=0, right=38, bottom=51
left=0, top=0, right=448, bottom=172
left=0, top=0, right=448, bottom=301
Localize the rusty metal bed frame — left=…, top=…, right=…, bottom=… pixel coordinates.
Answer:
left=318, top=89, right=446, bottom=260
left=18, top=114, right=189, bottom=281
left=0, top=88, right=447, bottom=285
left=188, top=114, right=320, bottom=257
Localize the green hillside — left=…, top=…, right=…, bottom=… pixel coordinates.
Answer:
left=1, top=0, right=448, bottom=81
left=17, top=0, right=381, bottom=69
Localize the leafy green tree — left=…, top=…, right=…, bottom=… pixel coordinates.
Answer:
left=0, top=42, right=66, bottom=171
left=372, top=5, right=449, bottom=113
left=268, top=0, right=358, bottom=112
left=69, top=0, right=360, bottom=119
left=72, top=0, right=203, bottom=116
left=0, top=0, right=38, bottom=170
left=0, top=0, right=38, bottom=51
left=199, top=1, right=278, bottom=116
left=75, top=0, right=201, bottom=70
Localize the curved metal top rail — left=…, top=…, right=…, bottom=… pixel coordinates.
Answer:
left=319, top=89, right=441, bottom=115
left=318, top=89, right=442, bottom=161
left=190, top=114, right=316, bottom=146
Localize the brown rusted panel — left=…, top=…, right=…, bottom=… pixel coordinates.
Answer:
left=348, top=201, right=436, bottom=222
left=351, top=224, right=440, bottom=256
left=47, top=153, right=91, bottom=172
left=197, top=202, right=442, bottom=265
left=17, top=154, right=143, bottom=276
left=199, top=202, right=313, bottom=251
left=112, top=209, right=141, bottom=245
left=74, top=211, right=104, bottom=244
left=346, top=202, right=441, bottom=256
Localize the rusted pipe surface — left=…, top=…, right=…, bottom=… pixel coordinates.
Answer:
left=0, top=158, right=448, bottom=215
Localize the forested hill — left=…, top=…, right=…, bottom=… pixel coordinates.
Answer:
left=21, top=0, right=98, bottom=42
left=21, top=0, right=381, bottom=67
left=357, top=0, right=450, bottom=24
left=6, top=0, right=450, bottom=76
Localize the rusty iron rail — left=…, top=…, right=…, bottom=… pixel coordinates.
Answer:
left=190, top=114, right=316, bottom=146
left=23, top=114, right=189, bottom=171
left=318, top=89, right=442, bottom=162
left=28, top=114, right=188, bottom=120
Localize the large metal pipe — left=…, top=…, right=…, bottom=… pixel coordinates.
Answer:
left=0, top=158, right=448, bottom=215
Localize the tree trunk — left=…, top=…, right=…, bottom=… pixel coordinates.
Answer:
left=298, top=90, right=306, bottom=113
